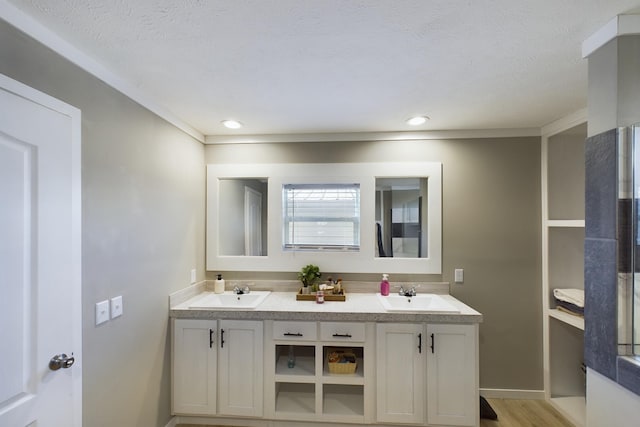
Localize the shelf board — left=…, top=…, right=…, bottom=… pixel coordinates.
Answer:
left=546, top=220, right=585, bottom=228
left=549, top=396, right=585, bottom=427
left=322, top=375, right=365, bottom=385
left=549, top=309, right=584, bottom=331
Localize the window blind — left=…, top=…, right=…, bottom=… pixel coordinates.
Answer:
left=283, top=183, right=360, bottom=251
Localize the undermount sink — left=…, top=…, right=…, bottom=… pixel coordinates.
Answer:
left=376, top=293, right=460, bottom=313
left=189, top=291, right=270, bottom=310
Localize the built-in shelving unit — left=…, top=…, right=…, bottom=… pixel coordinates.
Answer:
left=266, top=321, right=373, bottom=424
left=541, top=109, right=587, bottom=427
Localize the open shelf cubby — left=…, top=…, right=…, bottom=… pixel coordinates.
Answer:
left=322, top=384, right=364, bottom=417
left=275, top=382, right=316, bottom=415
left=275, top=344, right=315, bottom=378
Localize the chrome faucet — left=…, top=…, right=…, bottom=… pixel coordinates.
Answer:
left=398, top=286, right=417, bottom=297
left=233, top=285, right=250, bottom=295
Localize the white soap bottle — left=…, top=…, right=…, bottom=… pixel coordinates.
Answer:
left=214, top=274, right=225, bottom=294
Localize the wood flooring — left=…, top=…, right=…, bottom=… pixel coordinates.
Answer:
left=178, top=398, right=575, bottom=427
left=480, top=398, right=575, bottom=427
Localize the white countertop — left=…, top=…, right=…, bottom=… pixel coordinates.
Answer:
left=170, top=290, right=482, bottom=324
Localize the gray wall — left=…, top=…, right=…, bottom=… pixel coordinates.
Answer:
left=205, top=137, right=543, bottom=391
left=0, top=21, right=205, bottom=426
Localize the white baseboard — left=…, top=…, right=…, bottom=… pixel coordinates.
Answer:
left=480, top=388, right=545, bottom=400
left=164, top=417, right=178, bottom=427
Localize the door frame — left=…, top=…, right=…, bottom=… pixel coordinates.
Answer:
left=244, top=186, right=262, bottom=256
left=0, top=73, right=82, bottom=425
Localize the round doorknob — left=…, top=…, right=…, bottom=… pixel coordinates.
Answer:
left=49, top=353, right=75, bottom=371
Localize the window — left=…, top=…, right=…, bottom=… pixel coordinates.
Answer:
left=283, top=183, right=360, bottom=251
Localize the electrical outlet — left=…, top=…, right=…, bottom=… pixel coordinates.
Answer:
left=190, top=268, right=197, bottom=284
left=454, top=268, right=464, bottom=283
left=111, top=295, right=123, bottom=318
left=95, top=300, right=110, bottom=325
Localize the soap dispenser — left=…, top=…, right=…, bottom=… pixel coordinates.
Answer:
left=380, top=274, right=390, bottom=296
left=214, top=274, right=225, bottom=294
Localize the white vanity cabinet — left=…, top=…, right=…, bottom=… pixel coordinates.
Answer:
left=376, top=323, right=426, bottom=424
left=171, top=318, right=263, bottom=418
left=172, top=319, right=217, bottom=415
left=171, top=293, right=480, bottom=427
left=426, top=324, right=478, bottom=426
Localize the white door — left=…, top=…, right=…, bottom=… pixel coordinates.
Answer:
left=0, top=74, right=82, bottom=426
left=172, top=319, right=217, bottom=415
left=426, top=324, right=478, bottom=426
left=376, top=323, right=425, bottom=424
left=218, top=320, right=264, bottom=417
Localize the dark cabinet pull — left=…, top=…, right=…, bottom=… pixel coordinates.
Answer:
left=332, top=333, right=353, bottom=338
left=220, top=328, right=225, bottom=348
left=283, top=332, right=303, bottom=337
left=209, top=329, right=214, bottom=348
left=430, top=333, right=435, bottom=354
left=418, top=333, right=422, bottom=353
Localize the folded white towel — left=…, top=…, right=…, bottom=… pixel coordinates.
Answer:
left=553, top=288, right=584, bottom=308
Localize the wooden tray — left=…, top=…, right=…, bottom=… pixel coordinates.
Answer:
left=296, top=288, right=346, bottom=301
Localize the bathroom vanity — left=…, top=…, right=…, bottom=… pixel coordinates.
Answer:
left=170, top=286, right=482, bottom=427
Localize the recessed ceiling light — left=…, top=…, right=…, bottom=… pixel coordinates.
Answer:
left=222, top=119, right=243, bottom=129
left=406, top=116, right=429, bottom=126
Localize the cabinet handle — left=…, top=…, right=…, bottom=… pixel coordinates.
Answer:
left=430, top=333, right=435, bottom=354
left=418, top=333, right=422, bottom=353
left=283, top=332, right=303, bottom=337
left=220, top=328, right=225, bottom=348
left=209, top=329, right=214, bottom=348
left=332, top=333, right=352, bottom=338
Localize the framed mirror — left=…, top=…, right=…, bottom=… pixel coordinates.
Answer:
left=375, top=178, right=428, bottom=258
left=207, top=162, right=441, bottom=274
left=218, top=178, right=268, bottom=256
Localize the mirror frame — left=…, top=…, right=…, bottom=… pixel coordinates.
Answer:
left=206, top=162, right=442, bottom=274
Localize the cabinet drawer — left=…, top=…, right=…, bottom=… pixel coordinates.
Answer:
left=273, top=321, right=317, bottom=341
left=320, top=322, right=365, bottom=342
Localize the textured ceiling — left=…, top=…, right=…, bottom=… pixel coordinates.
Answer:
left=6, top=0, right=640, bottom=136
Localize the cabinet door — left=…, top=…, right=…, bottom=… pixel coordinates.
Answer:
left=426, top=324, right=478, bottom=426
left=172, top=319, right=217, bottom=415
left=376, top=323, right=425, bottom=424
left=218, top=320, right=264, bottom=417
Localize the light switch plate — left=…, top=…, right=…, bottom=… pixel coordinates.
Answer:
left=111, top=295, right=123, bottom=318
left=95, top=300, right=110, bottom=325
left=190, top=268, right=197, bottom=284
left=454, top=268, right=464, bottom=283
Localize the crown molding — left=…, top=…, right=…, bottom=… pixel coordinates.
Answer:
left=0, top=0, right=205, bottom=142
left=205, top=128, right=541, bottom=145
left=540, top=107, right=587, bottom=137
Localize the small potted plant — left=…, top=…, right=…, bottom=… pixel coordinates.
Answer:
left=298, top=264, right=321, bottom=294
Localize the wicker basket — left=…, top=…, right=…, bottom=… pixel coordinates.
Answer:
left=327, top=349, right=357, bottom=374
